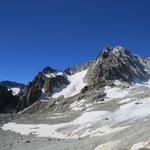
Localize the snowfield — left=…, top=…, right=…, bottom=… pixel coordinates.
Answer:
left=2, top=111, right=129, bottom=139
left=52, top=70, right=88, bottom=98
left=104, top=86, right=129, bottom=99
left=2, top=80, right=150, bottom=149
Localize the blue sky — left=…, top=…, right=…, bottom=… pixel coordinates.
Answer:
left=0, top=0, right=150, bottom=83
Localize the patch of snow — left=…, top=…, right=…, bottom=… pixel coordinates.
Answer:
left=4, top=81, right=150, bottom=140
left=119, top=98, right=133, bottom=104
left=143, top=79, right=150, bottom=88
left=71, top=107, right=84, bottom=111
left=94, top=140, right=121, bottom=150
left=131, top=91, right=145, bottom=96
left=134, top=79, right=150, bottom=88
left=45, top=72, right=63, bottom=78
left=2, top=111, right=127, bottom=139
left=52, top=70, right=88, bottom=98
left=105, top=86, right=129, bottom=99
left=3, top=94, right=150, bottom=139
left=41, top=88, right=45, bottom=93
left=113, top=97, right=150, bottom=123
left=114, top=80, right=129, bottom=87
left=131, top=141, right=149, bottom=150
left=47, top=116, right=67, bottom=119
left=8, top=87, right=20, bottom=95
left=69, top=99, right=86, bottom=111
left=85, top=103, right=93, bottom=107
left=90, top=126, right=128, bottom=138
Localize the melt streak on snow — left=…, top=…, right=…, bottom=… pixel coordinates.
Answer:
left=52, top=70, right=88, bottom=98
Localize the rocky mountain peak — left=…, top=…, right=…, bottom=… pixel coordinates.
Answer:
left=86, top=46, right=150, bottom=86
left=42, top=66, right=58, bottom=74
left=16, top=66, right=69, bottom=111
left=1, top=46, right=150, bottom=114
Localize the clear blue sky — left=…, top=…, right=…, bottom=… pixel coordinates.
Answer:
left=0, top=0, right=150, bottom=83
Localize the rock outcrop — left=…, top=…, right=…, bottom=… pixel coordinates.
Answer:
left=0, top=84, right=18, bottom=113
left=16, top=66, right=69, bottom=111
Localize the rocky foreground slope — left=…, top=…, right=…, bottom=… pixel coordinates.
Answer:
left=1, top=46, right=150, bottom=150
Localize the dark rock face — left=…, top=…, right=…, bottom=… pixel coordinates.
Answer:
left=85, top=46, right=150, bottom=86
left=31, top=67, right=69, bottom=96
left=0, top=81, right=25, bottom=89
left=16, top=84, right=42, bottom=111
left=0, top=84, right=18, bottom=113
left=16, top=66, right=69, bottom=111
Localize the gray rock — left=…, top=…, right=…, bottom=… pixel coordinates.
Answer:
left=85, top=46, right=150, bottom=86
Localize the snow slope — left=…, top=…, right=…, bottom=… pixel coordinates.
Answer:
left=52, top=70, right=88, bottom=98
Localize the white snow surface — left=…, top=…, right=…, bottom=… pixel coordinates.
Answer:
left=2, top=79, right=150, bottom=143
left=52, top=70, right=88, bottom=98
left=2, top=111, right=128, bottom=139
left=45, top=72, right=63, bottom=78
left=105, top=86, right=129, bottom=99
left=8, top=87, right=20, bottom=95
left=130, top=141, right=150, bottom=150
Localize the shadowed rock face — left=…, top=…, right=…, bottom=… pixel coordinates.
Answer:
left=16, top=66, right=69, bottom=111
left=0, top=84, right=18, bottom=113
left=85, top=46, right=150, bottom=86
left=0, top=81, right=25, bottom=89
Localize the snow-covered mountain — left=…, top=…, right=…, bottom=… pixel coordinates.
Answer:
left=1, top=46, right=150, bottom=150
